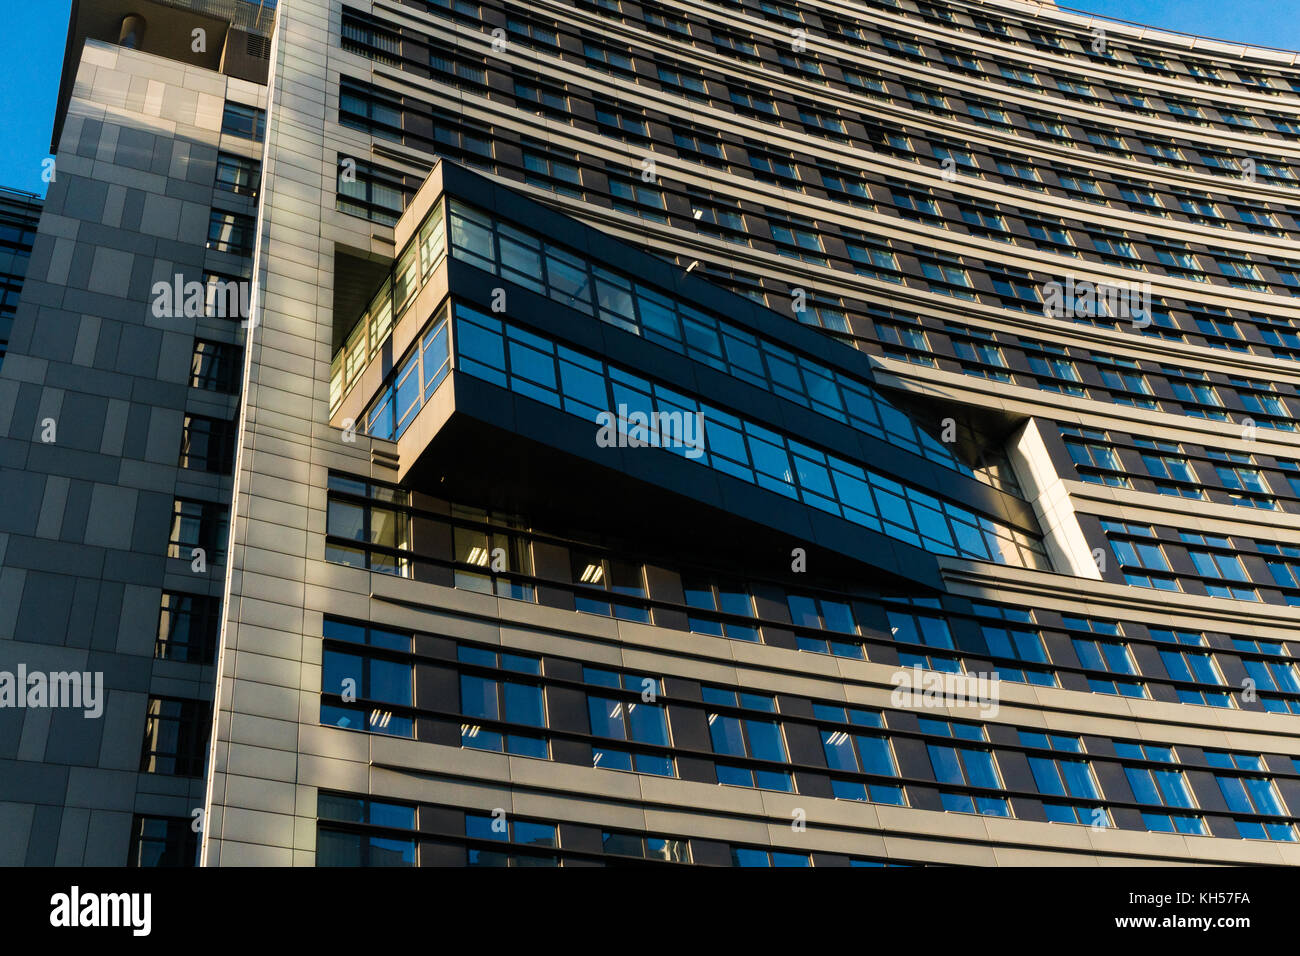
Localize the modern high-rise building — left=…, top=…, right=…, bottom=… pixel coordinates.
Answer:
left=6, top=0, right=1300, bottom=867
left=0, top=187, right=43, bottom=372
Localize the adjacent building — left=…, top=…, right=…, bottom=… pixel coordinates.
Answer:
left=5, top=0, right=1300, bottom=866
left=0, top=0, right=271, bottom=866
left=0, top=188, right=43, bottom=372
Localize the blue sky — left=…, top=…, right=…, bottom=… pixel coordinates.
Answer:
left=1069, top=0, right=1300, bottom=50
left=0, top=0, right=73, bottom=196
left=0, top=1, right=1299, bottom=197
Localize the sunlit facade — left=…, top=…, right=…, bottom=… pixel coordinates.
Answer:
left=5, top=0, right=1300, bottom=866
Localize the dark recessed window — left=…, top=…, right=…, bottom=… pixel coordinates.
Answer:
left=220, top=102, right=266, bottom=141
left=140, top=696, right=211, bottom=777
left=128, top=815, right=199, bottom=867
left=156, top=591, right=221, bottom=664
left=190, top=339, right=242, bottom=393
left=179, top=414, right=237, bottom=474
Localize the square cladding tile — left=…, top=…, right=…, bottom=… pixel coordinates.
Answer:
left=85, top=247, right=132, bottom=299
left=139, top=194, right=183, bottom=241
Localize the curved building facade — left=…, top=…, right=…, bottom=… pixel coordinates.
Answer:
left=6, top=0, right=1300, bottom=867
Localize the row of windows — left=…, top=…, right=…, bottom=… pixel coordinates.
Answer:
left=315, top=790, right=902, bottom=866
left=871, top=0, right=1300, bottom=97
left=328, top=75, right=1300, bottom=373
left=865, top=317, right=1298, bottom=431
left=451, top=303, right=1047, bottom=568
left=334, top=194, right=979, bottom=509
left=398, top=0, right=1300, bottom=197
left=446, top=0, right=1300, bottom=189
left=331, top=49, right=1300, bottom=287
left=315, top=620, right=1300, bottom=841
left=338, top=0, right=1300, bottom=400
left=575, top=0, right=1298, bottom=114
left=0, top=195, right=37, bottom=372
left=323, top=479, right=1300, bottom=713
left=465, top=104, right=1295, bottom=297
left=1102, top=522, right=1300, bottom=608
left=862, top=129, right=1300, bottom=267
left=331, top=198, right=445, bottom=406
left=439, top=199, right=989, bottom=481
left=148, top=111, right=243, bottom=805
left=1063, top=426, right=1300, bottom=511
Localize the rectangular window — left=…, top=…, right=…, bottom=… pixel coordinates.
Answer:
left=708, top=696, right=792, bottom=792
left=1072, top=637, right=1147, bottom=697
left=1101, top=521, right=1178, bottom=593
left=167, top=498, right=229, bottom=566
left=887, top=607, right=960, bottom=673
left=429, top=51, right=487, bottom=85
left=179, top=414, right=236, bottom=474
left=520, top=140, right=583, bottom=197
left=977, top=608, right=1056, bottom=686
left=919, top=716, right=1008, bottom=816
left=129, top=815, right=198, bottom=867
left=317, top=792, right=417, bottom=866
left=1156, top=636, right=1232, bottom=708
left=919, top=253, right=974, bottom=298
left=190, top=339, right=242, bottom=393
left=206, top=209, right=255, bottom=256
left=214, top=152, right=261, bottom=197
left=325, top=475, right=412, bottom=576
left=586, top=683, right=673, bottom=776
left=221, top=102, right=265, bottom=141
left=947, top=325, right=1010, bottom=380
left=514, top=72, right=570, bottom=116
left=337, top=157, right=410, bottom=226
left=342, top=10, right=402, bottom=65
left=155, top=592, right=220, bottom=664
left=321, top=628, right=415, bottom=738
left=1115, top=742, right=1205, bottom=835
left=571, top=552, right=650, bottom=623
left=1061, top=427, right=1129, bottom=487
left=1134, top=438, right=1202, bottom=497
left=1017, top=731, right=1107, bottom=825
left=608, top=176, right=666, bottom=222
left=584, top=38, right=635, bottom=75
left=140, top=696, right=210, bottom=777
left=463, top=812, right=559, bottom=867
left=682, top=579, right=760, bottom=642
left=1094, top=356, right=1157, bottom=408
left=1021, top=339, right=1083, bottom=393
left=819, top=716, right=905, bottom=805
left=456, top=645, right=548, bottom=759
left=730, top=847, right=810, bottom=867
left=339, top=78, right=404, bottom=140
left=602, top=830, right=690, bottom=862
left=450, top=504, right=534, bottom=601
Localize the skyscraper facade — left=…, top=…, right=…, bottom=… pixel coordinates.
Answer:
left=5, top=0, right=1300, bottom=867
left=0, top=187, right=42, bottom=372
